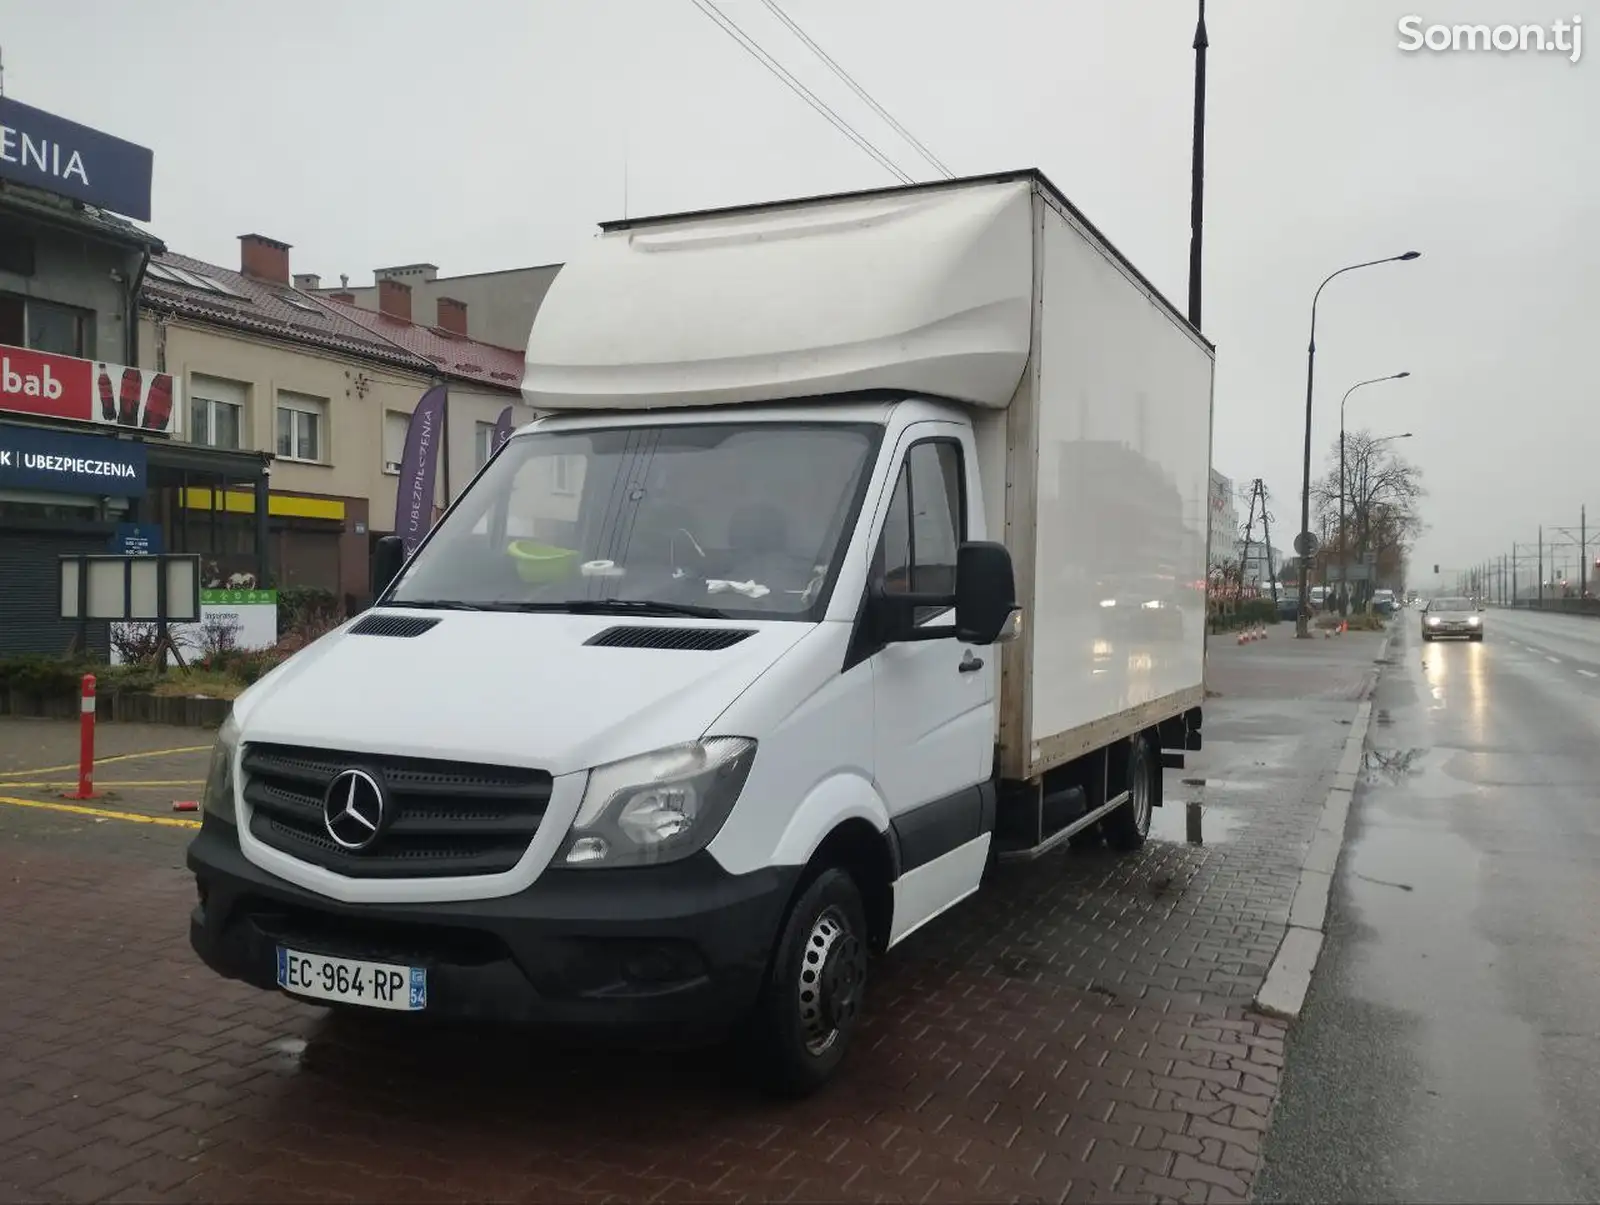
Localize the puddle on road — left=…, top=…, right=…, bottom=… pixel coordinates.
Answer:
left=1363, top=747, right=1427, bottom=786
left=267, top=1035, right=307, bottom=1071
left=1152, top=800, right=1245, bottom=845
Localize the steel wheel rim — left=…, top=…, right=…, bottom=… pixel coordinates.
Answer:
left=797, top=904, right=865, bottom=1057
left=1131, top=748, right=1152, bottom=833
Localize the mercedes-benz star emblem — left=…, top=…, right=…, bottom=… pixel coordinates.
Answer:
left=323, top=769, right=387, bottom=851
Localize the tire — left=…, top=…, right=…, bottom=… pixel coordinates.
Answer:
left=1104, top=734, right=1155, bottom=852
left=1421, top=632, right=1432, bottom=642
left=1470, top=632, right=1483, bottom=642
left=744, top=866, right=870, bottom=1098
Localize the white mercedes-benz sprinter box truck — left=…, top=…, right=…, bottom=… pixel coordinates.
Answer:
left=186, top=170, right=1214, bottom=1096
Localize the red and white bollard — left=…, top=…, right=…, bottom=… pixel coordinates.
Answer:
left=73, top=673, right=96, bottom=800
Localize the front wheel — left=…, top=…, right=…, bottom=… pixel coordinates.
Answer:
left=1470, top=632, right=1484, bottom=642
left=1104, top=734, right=1155, bottom=852
left=744, top=866, right=870, bottom=1098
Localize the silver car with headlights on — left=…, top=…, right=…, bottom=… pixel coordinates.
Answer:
left=1421, top=596, right=1483, bottom=642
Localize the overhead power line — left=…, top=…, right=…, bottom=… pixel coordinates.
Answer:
left=758, top=0, right=954, bottom=179
left=687, top=0, right=915, bottom=184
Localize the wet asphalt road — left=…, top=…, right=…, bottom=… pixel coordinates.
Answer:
left=1258, top=608, right=1600, bottom=1205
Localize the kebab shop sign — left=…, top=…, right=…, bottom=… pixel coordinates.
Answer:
left=0, top=344, right=181, bottom=436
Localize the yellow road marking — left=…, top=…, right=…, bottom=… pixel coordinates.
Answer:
left=0, top=793, right=201, bottom=829
left=0, top=744, right=211, bottom=780
left=0, top=780, right=205, bottom=789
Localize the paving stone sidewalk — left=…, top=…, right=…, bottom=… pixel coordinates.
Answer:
left=0, top=627, right=1387, bottom=1204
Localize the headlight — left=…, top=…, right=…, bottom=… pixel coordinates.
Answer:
left=1467, top=615, right=1480, bottom=626
left=1426, top=616, right=1440, bottom=626
left=559, top=738, right=756, bottom=869
left=202, top=711, right=241, bottom=824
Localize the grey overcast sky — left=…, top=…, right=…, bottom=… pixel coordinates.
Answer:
left=2, top=0, right=1592, bottom=582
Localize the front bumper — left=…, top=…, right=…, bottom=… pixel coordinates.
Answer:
left=186, top=816, right=799, bottom=1042
left=1424, top=623, right=1481, bottom=637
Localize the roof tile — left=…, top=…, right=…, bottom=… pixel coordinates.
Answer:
left=316, top=295, right=524, bottom=391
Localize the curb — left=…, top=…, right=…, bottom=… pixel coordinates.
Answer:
left=1253, top=624, right=1395, bottom=1021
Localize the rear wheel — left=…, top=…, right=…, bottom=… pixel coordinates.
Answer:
left=1104, top=734, right=1155, bottom=852
left=744, top=867, right=870, bottom=1098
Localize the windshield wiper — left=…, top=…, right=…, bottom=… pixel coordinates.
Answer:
left=388, top=598, right=731, bottom=619
left=557, top=598, right=730, bottom=620
left=386, top=599, right=495, bottom=612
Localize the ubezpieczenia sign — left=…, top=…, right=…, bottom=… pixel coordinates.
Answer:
left=0, top=423, right=147, bottom=497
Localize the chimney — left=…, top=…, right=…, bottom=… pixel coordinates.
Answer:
left=293, top=273, right=321, bottom=290
left=377, top=278, right=412, bottom=322
left=239, top=234, right=291, bottom=285
left=437, top=296, right=468, bottom=336
left=329, top=291, right=356, bottom=304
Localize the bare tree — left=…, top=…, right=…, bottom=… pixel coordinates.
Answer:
left=1311, top=430, right=1427, bottom=604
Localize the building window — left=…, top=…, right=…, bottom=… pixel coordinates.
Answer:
left=552, top=454, right=575, bottom=495
left=474, top=421, right=497, bottom=470
left=0, top=292, right=94, bottom=358
left=276, top=391, right=327, bottom=462
left=188, top=374, right=248, bottom=451
left=383, top=410, right=410, bottom=474
left=145, top=261, right=244, bottom=298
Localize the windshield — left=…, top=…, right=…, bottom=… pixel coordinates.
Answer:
left=387, top=420, right=881, bottom=621
left=1432, top=597, right=1473, bottom=612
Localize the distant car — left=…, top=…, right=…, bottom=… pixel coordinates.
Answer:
left=1276, top=590, right=1300, bottom=621
left=1372, top=588, right=1396, bottom=615
left=1422, top=595, right=1483, bottom=642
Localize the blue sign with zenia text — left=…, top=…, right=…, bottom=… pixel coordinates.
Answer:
left=0, top=97, right=154, bottom=221
left=0, top=422, right=147, bottom=497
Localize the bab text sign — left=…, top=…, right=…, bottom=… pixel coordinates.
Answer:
left=0, top=344, right=180, bottom=436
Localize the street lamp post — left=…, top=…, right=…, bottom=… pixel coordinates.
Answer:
left=1338, top=372, right=1410, bottom=615
left=1295, top=252, right=1421, bottom=638
left=1187, top=0, right=1208, bottom=328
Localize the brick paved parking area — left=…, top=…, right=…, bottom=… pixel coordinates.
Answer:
left=0, top=629, right=1386, bottom=1204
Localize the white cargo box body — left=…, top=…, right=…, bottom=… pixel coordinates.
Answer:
left=525, top=170, right=1214, bottom=783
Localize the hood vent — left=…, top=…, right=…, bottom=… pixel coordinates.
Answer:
left=350, top=613, right=442, bottom=638
left=586, top=626, right=755, bottom=651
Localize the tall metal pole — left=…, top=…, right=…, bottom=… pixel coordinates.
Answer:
left=1187, top=0, right=1208, bottom=328
left=1582, top=504, right=1588, bottom=600
left=1538, top=526, right=1544, bottom=606
left=1512, top=543, right=1518, bottom=605
left=1294, top=254, right=1420, bottom=638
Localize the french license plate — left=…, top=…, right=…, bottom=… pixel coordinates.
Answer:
left=276, top=947, right=427, bottom=1011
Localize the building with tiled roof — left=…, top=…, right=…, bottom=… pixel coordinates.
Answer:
left=306, top=260, right=559, bottom=353
left=135, top=235, right=535, bottom=604
left=313, top=286, right=525, bottom=392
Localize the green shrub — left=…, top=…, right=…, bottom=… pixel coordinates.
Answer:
left=278, top=587, right=341, bottom=640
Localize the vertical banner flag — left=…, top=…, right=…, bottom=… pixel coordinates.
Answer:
left=395, top=385, right=448, bottom=557
left=492, top=405, right=514, bottom=455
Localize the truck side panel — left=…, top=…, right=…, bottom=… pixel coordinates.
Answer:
left=1023, top=190, right=1214, bottom=774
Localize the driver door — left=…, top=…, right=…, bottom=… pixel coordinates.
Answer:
left=869, top=427, right=995, bottom=945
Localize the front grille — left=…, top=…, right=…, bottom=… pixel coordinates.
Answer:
left=241, top=743, right=552, bottom=879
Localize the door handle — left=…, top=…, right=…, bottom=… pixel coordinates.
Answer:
left=958, top=650, right=985, bottom=673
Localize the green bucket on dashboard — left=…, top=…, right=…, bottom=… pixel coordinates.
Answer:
left=506, top=540, right=580, bottom=584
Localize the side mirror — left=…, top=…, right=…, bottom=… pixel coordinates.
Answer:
left=955, top=541, right=1021, bottom=646
left=372, top=535, right=405, bottom=598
